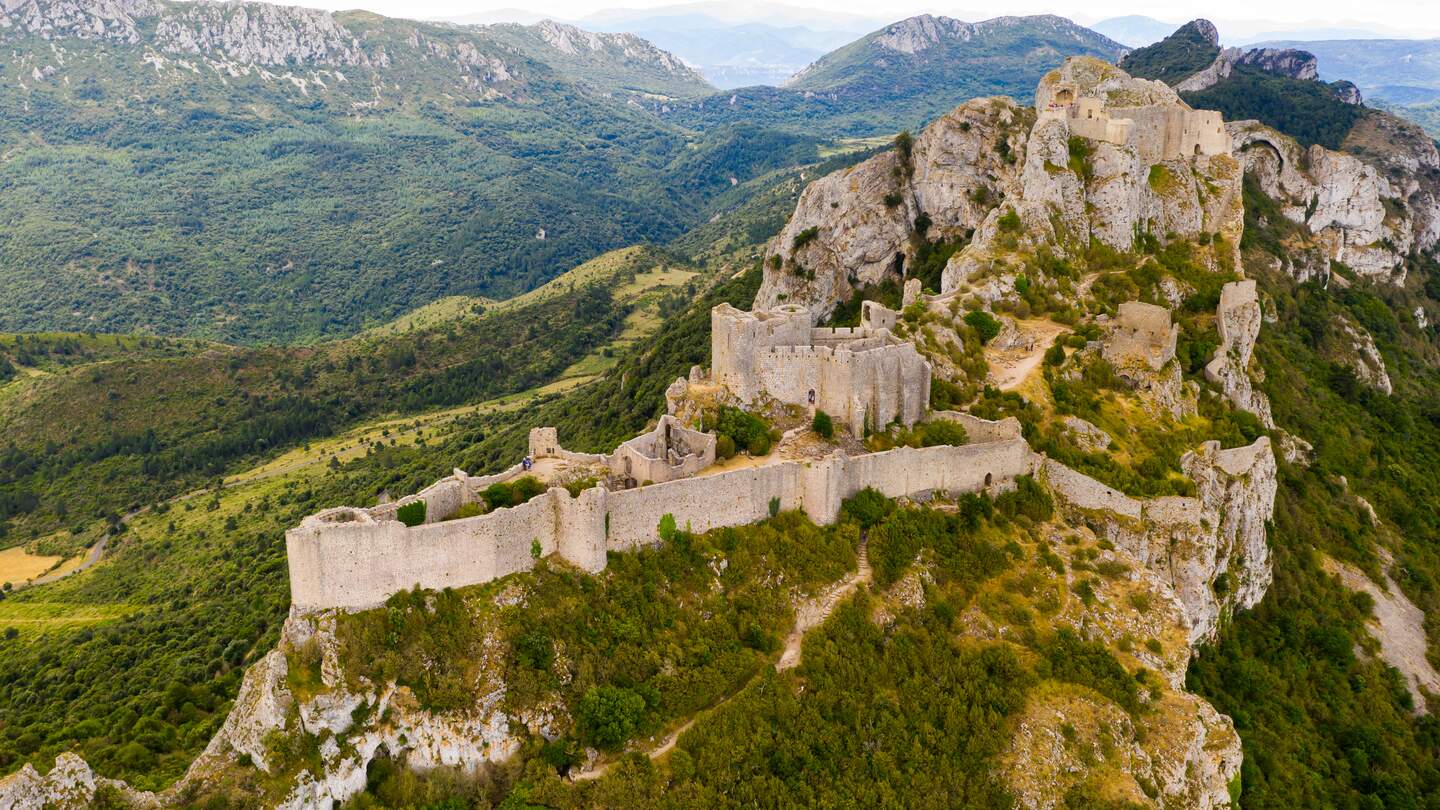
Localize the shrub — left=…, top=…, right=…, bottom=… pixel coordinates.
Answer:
left=1044, top=344, right=1066, bottom=366
left=841, top=488, right=893, bottom=529
left=997, top=210, right=1021, bottom=232
left=920, top=420, right=968, bottom=447
left=480, top=476, right=548, bottom=511
left=792, top=227, right=820, bottom=250
left=996, top=475, right=1053, bottom=522
left=883, top=192, right=904, bottom=208
left=395, top=501, right=426, bottom=527
left=812, top=410, right=835, bottom=439
left=576, top=685, right=648, bottom=750
left=710, top=406, right=773, bottom=457
left=768, top=497, right=781, bottom=518
left=658, top=513, right=678, bottom=543
left=715, top=434, right=737, bottom=459
left=963, top=310, right=1002, bottom=344
left=445, top=502, right=483, bottom=521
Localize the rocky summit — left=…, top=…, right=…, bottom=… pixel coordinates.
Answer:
left=3, top=11, right=1440, bottom=810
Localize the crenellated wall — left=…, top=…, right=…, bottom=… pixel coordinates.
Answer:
left=712, top=302, right=930, bottom=435
left=286, top=439, right=1038, bottom=611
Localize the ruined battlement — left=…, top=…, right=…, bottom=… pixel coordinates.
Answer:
left=1103, top=301, right=1179, bottom=372
left=286, top=435, right=1038, bottom=611
left=712, top=302, right=929, bottom=435
left=1037, top=58, right=1229, bottom=164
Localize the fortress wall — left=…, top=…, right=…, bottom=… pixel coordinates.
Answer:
left=927, top=412, right=1024, bottom=443
left=288, top=438, right=1038, bottom=611
left=1041, top=458, right=1143, bottom=519
left=371, top=475, right=473, bottom=524
left=843, top=440, right=1037, bottom=502
left=556, top=486, right=607, bottom=573
left=758, top=346, right=826, bottom=405
left=605, top=463, right=802, bottom=551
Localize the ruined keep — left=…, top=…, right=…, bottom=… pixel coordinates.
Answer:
left=710, top=302, right=931, bottom=435
left=1038, top=76, right=1228, bottom=164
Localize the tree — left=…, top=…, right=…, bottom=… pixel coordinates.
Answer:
left=812, top=410, right=835, bottom=439
left=576, top=686, right=647, bottom=750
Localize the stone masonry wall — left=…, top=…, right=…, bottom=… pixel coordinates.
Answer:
left=286, top=439, right=1037, bottom=611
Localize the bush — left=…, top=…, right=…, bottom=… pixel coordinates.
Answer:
left=576, top=685, right=649, bottom=750
left=658, top=513, right=678, bottom=543
left=964, top=310, right=1002, bottom=344
left=480, top=476, right=547, bottom=511
left=716, top=434, right=737, bottom=459
left=445, top=502, right=483, bottom=521
left=996, top=475, right=1053, bottom=522
left=395, top=501, right=426, bottom=527
left=792, top=227, right=820, bottom=250
left=1044, top=344, right=1066, bottom=366
left=710, top=407, right=774, bottom=457
left=841, top=488, right=892, bottom=529
left=997, top=210, right=1021, bottom=232
left=812, top=410, right=835, bottom=439
left=920, top=420, right=968, bottom=447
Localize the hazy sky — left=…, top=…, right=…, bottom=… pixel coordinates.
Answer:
left=290, top=0, right=1440, bottom=38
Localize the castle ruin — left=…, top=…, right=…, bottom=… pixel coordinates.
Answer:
left=1038, top=81, right=1228, bottom=164
left=710, top=302, right=930, bottom=435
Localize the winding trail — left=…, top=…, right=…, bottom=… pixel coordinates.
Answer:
left=570, top=538, right=871, bottom=782
left=778, top=538, right=871, bottom=671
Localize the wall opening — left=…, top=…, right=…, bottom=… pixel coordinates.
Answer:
left=1194, top=143, right=1202, bottom=157
left=984, top=472, right=993, bottom=487
left=1055, top=88, right=1073, bottom=106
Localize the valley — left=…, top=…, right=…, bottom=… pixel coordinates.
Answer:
left=2, top=5, right=1440, bottom=810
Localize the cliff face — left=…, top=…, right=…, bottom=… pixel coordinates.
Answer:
left=753, top=96, right=1030, bottom=319
left=1045, top=437, right=1278, bottom=645
left=942, top=57, right=1243, bottom=295
left=1205, top=280, right=1275, bottom=427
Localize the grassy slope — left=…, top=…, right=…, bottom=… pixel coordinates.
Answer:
left=0, top=245, right=701, bottom=552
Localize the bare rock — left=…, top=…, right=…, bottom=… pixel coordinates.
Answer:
left=1205, top=279, right=1274, bottom=427
left=754, top=97, right=1026, bottom=320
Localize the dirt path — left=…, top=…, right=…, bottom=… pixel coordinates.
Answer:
left=985, top=320, right=1071, bottom=391
left=570, top=539, right=871, bottom=782
left=778, top=539, right=871, bottom=671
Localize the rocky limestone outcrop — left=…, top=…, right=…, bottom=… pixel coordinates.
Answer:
left=1205, top=279, right=1274, bottom=427
left=1235, top=48, right=1318, bottom=81
left=1339, top=316, right=1394, bottom=394
left=0, top=754, right=158, bottom=809
left=153, top=0, right=371, bottom=67
left=0, top=0, right=158, bottom=44
left=1232, top=119, right=1437, bottom=283
left=1176, top=46, right=1322, bottom=93
left=1003, top=689, right=1241, bottom=810
left=1044, top=436, right=1277, bottom=644
left=754, top=96, right=1028, bottom=320
left=941, top=57, right=1243, bottom=294
left=1, top=607, right=552, bottom=809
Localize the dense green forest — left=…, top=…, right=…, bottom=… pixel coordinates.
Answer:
left=1182, top=67, right=1368, bottom=150
left=1117, top=21, right=1220, bottom=86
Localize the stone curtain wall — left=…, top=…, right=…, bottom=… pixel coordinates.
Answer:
left=286, top=439, right=1037, bottom=611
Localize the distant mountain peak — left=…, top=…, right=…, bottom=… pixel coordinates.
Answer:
left=1181, top=19, right=1221, bottom=48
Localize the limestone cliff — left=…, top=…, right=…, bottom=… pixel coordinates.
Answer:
left=1205, top=279, right=1274, bottom=427
left=1044, top=436, right=1278, bottom=644
left=753, top=97, right=1030, bottom=320
left=942, top=57, right=1243, bottom=295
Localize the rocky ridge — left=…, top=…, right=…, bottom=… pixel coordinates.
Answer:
left=753, top=96, right=1032, bottom=320
left=0, top=0, right=707, bottom=101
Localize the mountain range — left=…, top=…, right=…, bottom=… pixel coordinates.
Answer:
left=0, top=1, right=1137, bottom=342
left=4, top=8, right=1440, bottom=810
